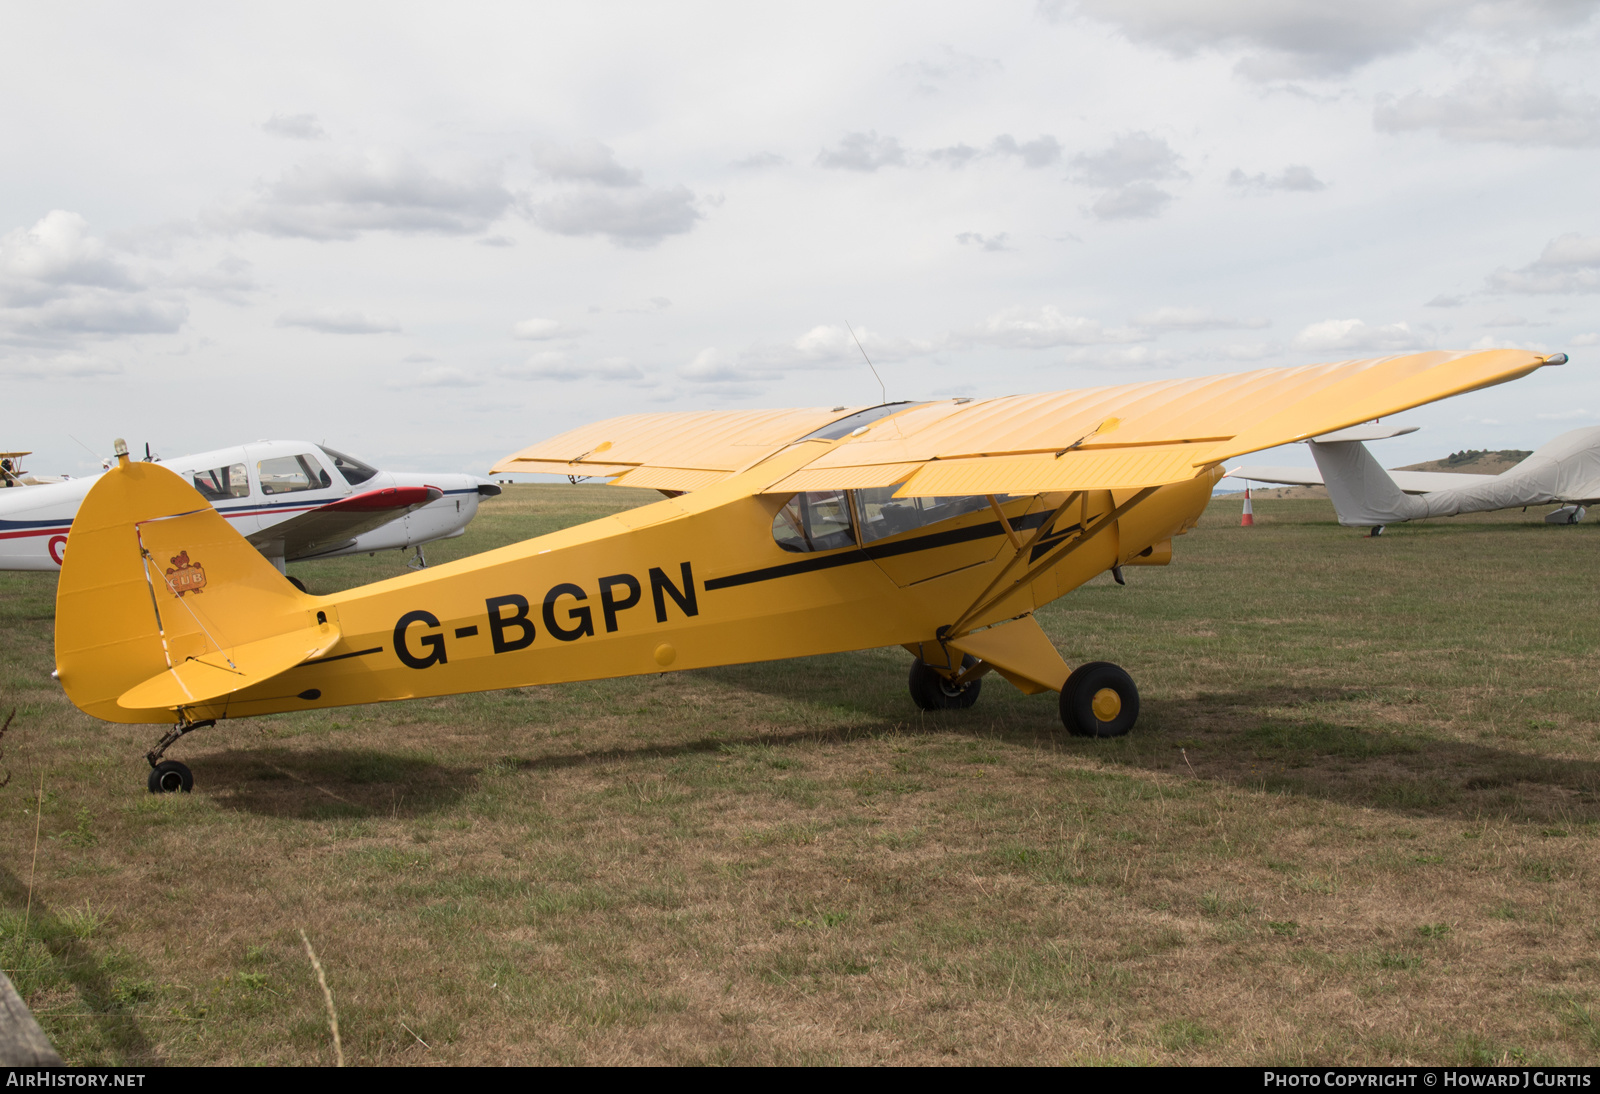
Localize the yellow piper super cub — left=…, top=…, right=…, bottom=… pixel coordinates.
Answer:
left=54, top=349, right=1564, bottom=792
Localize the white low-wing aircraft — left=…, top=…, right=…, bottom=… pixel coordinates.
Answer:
left=0, top=440, right=501, bottom=580
left=1229, top=424, right=1600, bottom=531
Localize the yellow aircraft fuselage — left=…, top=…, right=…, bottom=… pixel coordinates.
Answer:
left=55, top=437, right=1215, bottom=728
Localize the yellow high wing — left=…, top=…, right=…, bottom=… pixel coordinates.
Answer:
left=762, top=349, right=1556, bottom=496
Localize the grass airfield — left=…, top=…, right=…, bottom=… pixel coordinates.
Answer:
left=2, top=485, right=1599, bottom=1066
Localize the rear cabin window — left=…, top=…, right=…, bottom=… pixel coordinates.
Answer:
left=191, top=463, right=249, bottom=501
left=318, top=445, right=379, bottom=486
left=257, top=454, right=332, bottom=495
left=773, top=491, right=856, bottom=553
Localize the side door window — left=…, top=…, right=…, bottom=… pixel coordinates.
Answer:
left=772, top=491, right=857, bottom=552
left=257, top=454, right=334, bottom=495
left=191, top=463, right=250, bottom=501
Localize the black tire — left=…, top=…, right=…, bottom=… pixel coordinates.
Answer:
left=1059, top=661, right=1139, bottom=738
left=286, top=574, right=307, bottom=593
left=908, top=654, right=982, bottom=711
left=148, top=760, right=193, bottom=794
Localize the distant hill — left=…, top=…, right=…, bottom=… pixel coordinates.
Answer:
left=1396, top=448, right=1532, bottom=475
left=1221, top=447, right=1534, bottom=499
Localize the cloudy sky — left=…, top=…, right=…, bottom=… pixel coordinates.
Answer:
left=5, top=2, right=1599, bottom=482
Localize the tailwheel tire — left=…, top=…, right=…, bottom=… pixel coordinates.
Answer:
left=908, top=654, right=982, bottom=711
left=148, top=760, right=193, bottom=794
left=286, top=574, right=308, bottom=593
left=1060, top=661, right=1139, bottom=738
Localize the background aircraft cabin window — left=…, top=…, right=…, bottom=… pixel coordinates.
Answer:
left=191, top=463, right=249, bottom=501
left=773, top=490, right=856, bottom=553
left=852, top=486, right=994, bottom=543
left=257, top=454, right=332, bottom=495
left=318, top=445, right=379, bottom=486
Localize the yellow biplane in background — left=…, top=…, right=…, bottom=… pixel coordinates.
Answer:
left=53, top=349, right=1565, bottom=792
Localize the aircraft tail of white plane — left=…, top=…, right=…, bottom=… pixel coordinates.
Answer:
left=1307, top=439, right=1428, bottom=527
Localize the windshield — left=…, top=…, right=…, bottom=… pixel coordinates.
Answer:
left=318, top=446, right=379, bottom=486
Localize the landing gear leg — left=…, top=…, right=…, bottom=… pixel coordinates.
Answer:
left=408, top=546, right=428, bottom=570
left=145, top=717, right=213, bottom=793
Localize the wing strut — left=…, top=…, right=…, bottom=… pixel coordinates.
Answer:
left=944, top=487, right=1158, bottom=639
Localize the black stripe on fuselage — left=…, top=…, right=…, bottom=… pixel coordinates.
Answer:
left=703, top=510, right=1065, bottom=592
left=300, top=645, right=384, bottom=666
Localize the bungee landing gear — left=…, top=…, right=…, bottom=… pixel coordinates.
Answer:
left=145, top=716, right=213, bottom=793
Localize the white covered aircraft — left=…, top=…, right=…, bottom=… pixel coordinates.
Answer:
left=0, top=440, right=501, bottom=582
left=1229, top=424, right=1600, bottom=531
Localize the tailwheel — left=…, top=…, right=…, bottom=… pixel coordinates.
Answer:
left=1060, top=661, right=1139, bottom=738
left=148, top=760, right=193, bottom=794
left=908, top=654, right=983, bottom=711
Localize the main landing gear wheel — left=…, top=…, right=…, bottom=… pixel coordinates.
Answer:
left=1059, top=661, right=1139, bottom=738
left=908, top=654, right=983, bottom=711
left=148, top=760, right=193, bottom=794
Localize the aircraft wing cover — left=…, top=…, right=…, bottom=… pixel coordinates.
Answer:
left=750, top=349, right=1555, bottom=497
left=490, top=406, right=867, bottom=491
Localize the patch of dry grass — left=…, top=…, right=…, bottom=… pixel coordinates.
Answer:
left=0, top=488, right=1597, bottom=1064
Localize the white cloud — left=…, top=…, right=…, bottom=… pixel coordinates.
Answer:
left=1057, top=344, right=1177, bottom=368
left=1227, top=165, right=1327, bottom=191
left=1292, top=318, right=1427, bottom=352
left=477, top=234, right=516, bottom=247
left=261, top=113, right=327, bottom=140
left=511, top=317, right=583, bottom=340
left=526, top=186, right=701, bottom=248
left=929, top=143, right=984, bottom=168
left=678, top=324, right=933, bottom=384
left=1536, top=406, right=1597, bottom=420
left=1571, top=331, right=1600, bottom=345
left=816, top=131, right=907, bottom=171
left=1375, top=59, right=1600, bottom=147
left=0, top=211, right=142, bottom=304
left=896, top=46, right=1004, bottom=91
left=956, top=231, right=1011, bottom=251
left=1091, top=182, right=1174, bottom=220
left=956, top=305, right=1145, bottom=349
left=499, top=351, right=643, bottom=382
left=1132, top=306, right=1270, bottom=331
left=212, top=151, right=515, bottom=240
left=1426, top=293, right=1466, bottom=307
left=174, top=256, right=260, bottom=302
left=414, top=365, right=482, bottom=387
left=0, top=351, right=124, bottom=379
left=1062, top=1, right=1600, bottom=81
left=529, top=139, right=644, bottom=186
left=1071, top=132, right=1185, bottom=188
left=1070, top=133, right=1185, bottom=220
left=0, top=211, right=186, bottom=345
left=1486, top=232, right=1600, bottom=293
left=990, top=133, right=1063, bottom=167
left=275, top=308, right=401, bottom=334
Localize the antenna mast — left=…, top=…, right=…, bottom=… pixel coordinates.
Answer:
left=845, top=321, right=886, bottom=404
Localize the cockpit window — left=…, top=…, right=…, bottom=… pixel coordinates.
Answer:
left=258, top=454, right=332, bottom=494
left=853, top=487, right=993, bottom=543
left=318, top=446, right=379, bottom=486
left=191, top=463, right=249, bottom=501
left=773, top=490, right=856, bottom=553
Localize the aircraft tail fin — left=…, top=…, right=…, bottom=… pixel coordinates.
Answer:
left=1307, top=439, right=1427, bottom=528
left=55, top=457, right=338, bottom=724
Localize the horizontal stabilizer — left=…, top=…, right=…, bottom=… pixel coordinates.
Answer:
left=119, top=620, right=341, bottom=710
left=1310, top=424, right=1419, bottom=443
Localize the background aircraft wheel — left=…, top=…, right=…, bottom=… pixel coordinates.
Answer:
left=147, top=760, right=193, bottom=794
left=908, top=655, right=982, bottom=711
left=1059, top=662, right=1139, bottom=738
left=286, top=575, right=307, bottom=593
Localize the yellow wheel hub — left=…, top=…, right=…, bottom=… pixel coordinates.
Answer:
left=1091, top=687, right=1122, bottom=722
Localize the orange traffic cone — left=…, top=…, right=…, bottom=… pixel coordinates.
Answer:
left=1240, top=486, right=1255, bottom=526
